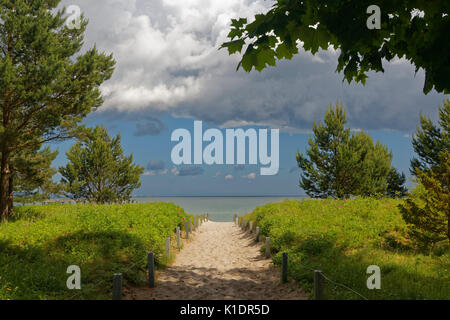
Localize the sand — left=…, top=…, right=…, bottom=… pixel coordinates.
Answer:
left=124, top=221, right=307, bottom=300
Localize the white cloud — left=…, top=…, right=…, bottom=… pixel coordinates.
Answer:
left=61, top=0, right=446, bottom=133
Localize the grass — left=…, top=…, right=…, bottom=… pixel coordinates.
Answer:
left=243, top=198, right=450, bottom=300
left=0, top=203, right=192, bottom=300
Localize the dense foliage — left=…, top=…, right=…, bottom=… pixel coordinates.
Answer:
left=0, top=0, right=115, bottom=219
left=222, top=0, right=450, bottom=94
left=0, top=202, right=192, bottom=299
left=296, top=104, right=403, bottom=198
left=410, top=99, right=450, bottom=176
left=244, top=199, right=449, bottom=300
left=386, top=167, right=407, bottom=198
left=59, top=126, right=144, bottom=203
left=400, top=100, right=449, bottom=247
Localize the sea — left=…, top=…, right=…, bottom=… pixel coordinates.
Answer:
left=134, top=196, right=306, bottom=222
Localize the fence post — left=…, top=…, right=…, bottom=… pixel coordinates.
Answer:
left=255, top=226, right=260, bottom=242
left=166, top=237, right=170, bottom=259
left=176, top=227, right=181, bottom=248
left=314, top=270, right=324, bottom=300
left=265, top=237, right=271, bottom=258
left=249, top=221, right=253, bottom=233
left=185, top=221, right=189, bottom=239
left=282, top=252, right=288, bottom=283
left=148, top=252, right=155, bottom=288
left=113, top=273, right=122, bottom=300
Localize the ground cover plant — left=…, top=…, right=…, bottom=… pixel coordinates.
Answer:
left=0, top=202, right=191, bottom=299
left=244, top=198, right=449, bottom=300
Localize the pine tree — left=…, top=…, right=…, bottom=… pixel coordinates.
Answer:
left=410, top=99, right=450, bottom=175
left=59, top=126, right=144, bottom=204
left=296, top=103, right=392, bottom=198
left=0, top=0, right=115, bottom=219
left=11, top=146, right=59, bottom=204
left=386, top=167, right=407, bottom=198
left=400, top=100, right=450, bottom=247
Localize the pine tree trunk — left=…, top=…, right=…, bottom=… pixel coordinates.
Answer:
left=0, top=150, right=11, bottom=220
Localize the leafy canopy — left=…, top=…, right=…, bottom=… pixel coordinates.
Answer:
left=0, top=0, right=115, bottom=218
left=297, top=103, right=395, bottom=198
left=59, top=126, right=144, bottom=204
left=221, top=0, right=450, bottom=94
left=12, top=146, right=59, bottom=202
left=410, top=99, right=450, bottom=175
left=400, top=100, right=450, bottom=247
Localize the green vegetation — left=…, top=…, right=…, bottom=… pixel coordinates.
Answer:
left=244, top=198, right=450, bottom=300
left=222, top=0, right=450, bottom=94
left=296, top=103, right=404, bottom=198
left=0, top=0, right=115, bottom=219
left=410, top=99, right=450, bottom=176
left=401, top=99, right=449, bottom=247
left=0, top=202, right=191, bottom=300
left=59, top=126, right=144, bottom=203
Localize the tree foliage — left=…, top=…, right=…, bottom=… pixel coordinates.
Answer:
left=410, top=99, right=450, bottom=175
left=297, top=103, right=393, bottom=198
left=0, top=0, right=115, bottom=219
left=400, top=100, right=450, bottom=247
left=386, top=167, right=407, bottom=198
left=59, top=126, right=144, bottom=204
left=12, top=146, right=59, bottom=202
left=221, top=0, right=450, bottom=94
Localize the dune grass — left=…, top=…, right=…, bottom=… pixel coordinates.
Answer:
left=0, top=203, right=191, bottom=300
left=243, top=198, right=449, bottom=300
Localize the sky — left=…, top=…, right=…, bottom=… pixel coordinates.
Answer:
left=50, top=0, right=448, bottom=197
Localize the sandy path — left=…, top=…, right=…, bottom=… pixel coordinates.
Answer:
left=124, top=221, right=307, bottom=300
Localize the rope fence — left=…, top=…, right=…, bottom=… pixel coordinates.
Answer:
left=67, top=213, right=209, bottom=300
left=235, top=214, right=369, bottom=300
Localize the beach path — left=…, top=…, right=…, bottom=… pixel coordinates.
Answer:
left=124, top=221, right=307, bottom=300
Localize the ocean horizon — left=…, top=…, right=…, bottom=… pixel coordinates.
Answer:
left=135, top=196, right=307, bottom=222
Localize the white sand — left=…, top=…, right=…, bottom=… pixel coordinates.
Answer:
left=124, top=221, right=307, bottom=300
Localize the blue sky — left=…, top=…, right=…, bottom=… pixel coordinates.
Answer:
left=50, top=113, right=419, bottom=197
left=50, top=0, right=447, bottom=197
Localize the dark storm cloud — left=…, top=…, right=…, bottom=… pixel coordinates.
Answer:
left=61, top=0, right=447, bottom=134
left=134, top=118, right=166, bottom=137
left=176, top=167, right=205, bottom=177
left=147, top=160, right=165, bottom=171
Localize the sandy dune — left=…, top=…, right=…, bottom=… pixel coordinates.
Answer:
left=124, top=221, right=307, bottom=300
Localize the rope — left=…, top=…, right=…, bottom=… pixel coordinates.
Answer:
left=282, top=255, right=369, bottom=300
left=320, top=273, right=369, bottom=300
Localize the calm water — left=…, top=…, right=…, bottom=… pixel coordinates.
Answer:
left=135, top=196, right=305, bottom=222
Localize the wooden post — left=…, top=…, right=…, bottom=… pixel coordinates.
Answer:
left=249, top=221, right=253, bottom=233
left=265, top=237, right=271, bottom=258
left=255, top=226, right=260, bottom=242
left=314, top=270, right=324, bottom=300
left=113, top=273, right=122, bottom=300
left=282, top=252, right=288, bottom=283
left=166, top=237, right=170, bottom=259
left=176, top=227, right=181, bottom=248
left=185, top=221, right=189, bottom=239
left=148, top=252, right=155, bottom=288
